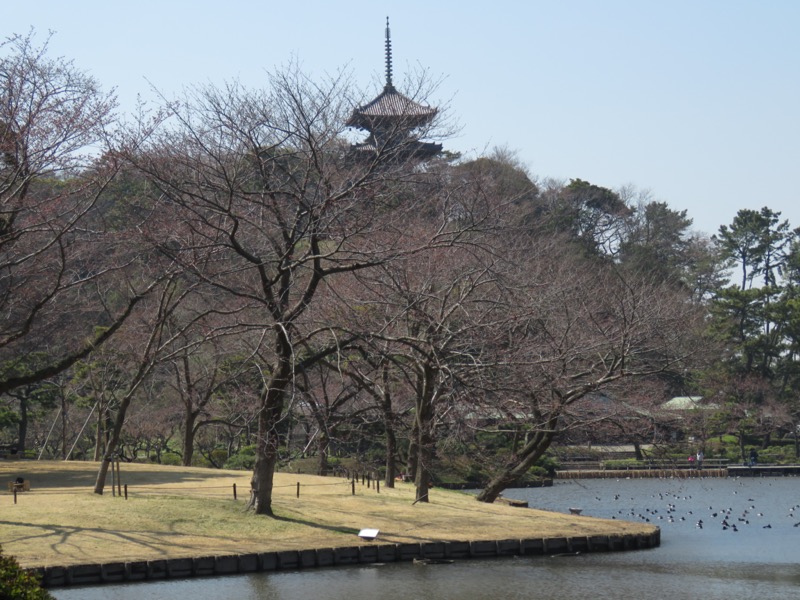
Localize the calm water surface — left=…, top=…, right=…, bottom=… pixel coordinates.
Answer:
left=52, top=477, right=800, bottom=600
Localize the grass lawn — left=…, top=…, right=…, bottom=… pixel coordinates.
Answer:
left=1, top=460, right=655, bottom=568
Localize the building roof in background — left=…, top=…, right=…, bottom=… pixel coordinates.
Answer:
left=661, top=396, right=718, bottom=410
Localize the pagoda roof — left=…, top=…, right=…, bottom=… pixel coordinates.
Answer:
left=346, top=85, right=438, bottom=131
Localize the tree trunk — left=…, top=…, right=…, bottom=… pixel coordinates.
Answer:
left=476, top=426, right=555, bottom=503
left=248, top=397, right=282, bottom=515
left=381, top=366, right=396, bottom=488
left=406, top=419, right=419, bottom=483
left=61, top=395, right=69, bottom=460
left=93, top=401, right=104, bottom=462
left=247, top=349, right=291, bottom=515
left=17, top=396, right=28, bottom=454
left=93, top=395, right=134, bottom=494
left=414, top=418, right=434, bottom=503
left=316, top=430, right=330, bottom=476
left=384, top=421, right=397, bottom=488
left=413, top=365, right=436, bottom=503
left=182, top=408, right=198, bottom=467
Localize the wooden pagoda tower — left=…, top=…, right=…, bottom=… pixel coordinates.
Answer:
left=346, top=18, right=442, bottom=161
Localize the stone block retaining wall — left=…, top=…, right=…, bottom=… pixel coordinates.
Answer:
left=35, top=530, right=660, bottom=589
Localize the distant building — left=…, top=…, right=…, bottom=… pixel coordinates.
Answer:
left=660, top=396, right=718, bottom=411
left=346, top=18, right=442, bottom=162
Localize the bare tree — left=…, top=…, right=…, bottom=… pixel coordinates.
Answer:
left=124, top=64, right=466, bottom=514
left=337, top=348, right=409, bottom=487
left=345, top=230, right=511, bottom=502
left=475, top=239, right=710, bottom=502
left=163, top=328, right=260, bottom=466
left=0, top=31, right=159, bottom=396
left=92, top=275, right=203, bottom=493
left=294, top=360, right=367, bottom=476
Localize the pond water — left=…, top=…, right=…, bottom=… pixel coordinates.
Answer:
left=52, top=476, right=800, bottom=600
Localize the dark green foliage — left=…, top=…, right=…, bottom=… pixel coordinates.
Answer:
left=554, top=178, right=630, bottom=256
left=711, top=207, right=798, bottom=377
left=223, top=445, right=257, bottom=470
left=700, top=208, right=800, bottom=452
left=0, top=545, right=53, bottom=600
left=602, top=458, right=645, bottom=469
left=716, top=207, right=794, bottom=290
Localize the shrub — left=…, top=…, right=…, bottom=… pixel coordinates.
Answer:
left=756, top=445, right=795, bottom=464
left=536, top=456, right=559, bottom=476
left=159, top=452, right=183, bottom=466
left=224, top=445, right=256, bottom=470
left=0, top=545, right=53, bottom=599
left=603, top=458, right=642, bottom=469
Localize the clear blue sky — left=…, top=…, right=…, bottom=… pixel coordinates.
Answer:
left=6, top=1, right=799, bottom=238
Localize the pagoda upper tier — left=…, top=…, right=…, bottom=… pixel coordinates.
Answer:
left=345, top=84, right=438, bottom=131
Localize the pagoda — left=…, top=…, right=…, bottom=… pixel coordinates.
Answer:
left=346, top=18, right=442, bottom=162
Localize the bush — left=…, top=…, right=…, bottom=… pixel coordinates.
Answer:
left=603, top=458, right=642, bottom=469
left=209, top=448, right=229, bottom=467
left=536, top=456, right=559, bottom=476
left=755, top=445, right=797, bottom=464
left=0, top=545, right=53, bottom=599
left=223, top=445, right=256, bottom=471
left=159, top=453, right=183, bottom=466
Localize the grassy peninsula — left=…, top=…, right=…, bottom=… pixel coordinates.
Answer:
left=1, top=461, right=655, bottom=568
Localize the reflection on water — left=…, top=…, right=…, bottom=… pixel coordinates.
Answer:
left=52, top=477, right=800, bottom=600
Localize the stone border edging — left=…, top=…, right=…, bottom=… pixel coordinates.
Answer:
left=33, top=530, right=660, bottom=588
left=556, top=469, right=727, bottom=479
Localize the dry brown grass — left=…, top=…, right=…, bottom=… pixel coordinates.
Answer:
left=1, top=460, right=655, bottom=568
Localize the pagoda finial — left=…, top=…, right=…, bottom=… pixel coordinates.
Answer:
left=384, top=16, right=393, bottom=89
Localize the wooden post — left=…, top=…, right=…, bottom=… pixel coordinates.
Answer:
left=233, top=483, right=237, bottom=500
left=377, top=479, right=380, bottom=494
left=124, top=484, right=128, bottom=500
left=116, top=459, right=122, bottom=497
left=351, top=479, right=355, bottom=495
left=111, top=457, right=116, bottom=497
left=13, top=487, right=17, bottom=504
left=296, top=482, right=300, bottom=498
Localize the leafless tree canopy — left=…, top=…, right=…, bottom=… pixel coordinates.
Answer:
left=2, top=35, right=736, bottom=511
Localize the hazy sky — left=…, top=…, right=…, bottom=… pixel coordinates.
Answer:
left=5, top=1, right=799, bottom=237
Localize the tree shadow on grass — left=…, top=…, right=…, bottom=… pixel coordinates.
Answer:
left=271, top=513, right=361, bottom=537
left=0, top=518, right=214, bottom=563
left=270, top=511, right=445, bottom=544
left=0, top=463, right=250, bottom=490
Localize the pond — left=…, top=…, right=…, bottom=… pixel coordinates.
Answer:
left=52, top=476, right=800, bottom=600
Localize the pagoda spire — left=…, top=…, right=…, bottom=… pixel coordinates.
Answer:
left=384, top=17, right=393, bottom=90
left=345, top=18, right=442, bottom=162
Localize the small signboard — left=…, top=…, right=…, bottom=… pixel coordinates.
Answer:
left=358, top=528, right=379, bottom=540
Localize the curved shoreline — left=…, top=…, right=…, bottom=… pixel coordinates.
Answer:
left=34, top=529, right=661, bottom=589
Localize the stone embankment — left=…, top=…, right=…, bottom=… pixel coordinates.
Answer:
left=556, top=468, right=727, bottom=479
left=35, top=531, right=660, bottom=589
left=557, top=464, right=800, bottom=479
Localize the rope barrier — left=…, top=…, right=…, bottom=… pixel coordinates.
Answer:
left=5, top=477, right=356, bottom=502
left=4, top=470, right=389, bottom=508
